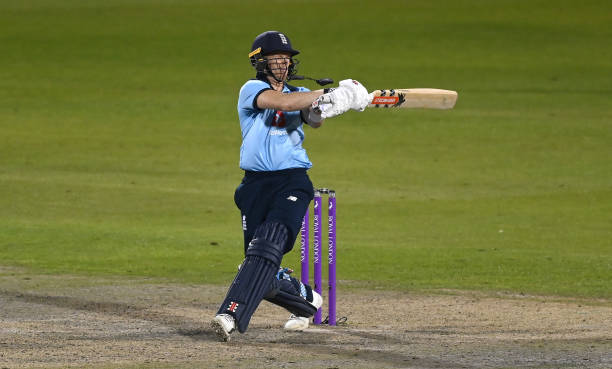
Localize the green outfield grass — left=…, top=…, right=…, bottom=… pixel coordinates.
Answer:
left=1, top=0, right=611, bottom=298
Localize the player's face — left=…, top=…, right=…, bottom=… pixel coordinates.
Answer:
left=265, top=53, right=292, bottom=81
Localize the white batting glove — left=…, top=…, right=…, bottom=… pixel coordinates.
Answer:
left=311, top=79, right=371, bottom=119
left=312, top=88, right=352, bottom=119
left=338, top=79, right=371, bottom=111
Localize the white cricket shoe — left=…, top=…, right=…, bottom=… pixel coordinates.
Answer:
left=283, top=291, right=323, bottom=331
left=284, top=315, right=310, bottom=331
left=211, top=314, right=235, bottom=342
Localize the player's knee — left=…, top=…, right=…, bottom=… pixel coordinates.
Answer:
left=246, top=221, right=288, bottom=266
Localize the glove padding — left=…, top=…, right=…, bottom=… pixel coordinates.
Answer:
left=312, top=79, right=371, bottom=119
left=338, top=79, right=370, bottom=112
left=314, top=86, right=351, bottom=119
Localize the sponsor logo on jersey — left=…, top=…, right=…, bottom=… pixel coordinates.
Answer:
left=272, top=110, right=286, bottom=127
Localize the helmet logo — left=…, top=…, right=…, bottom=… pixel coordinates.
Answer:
left=279, top=33, right=288, bottom=45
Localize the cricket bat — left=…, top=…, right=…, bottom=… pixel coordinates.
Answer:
left=368, top=89, right=458, bottom=110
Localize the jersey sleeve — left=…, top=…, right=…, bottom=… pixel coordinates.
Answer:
left=238, top=80, right=272, bottom=112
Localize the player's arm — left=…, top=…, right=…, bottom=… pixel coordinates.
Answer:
left=257, top=89, right=325, bottom=128
left=256, top=89, right=324, bottom=112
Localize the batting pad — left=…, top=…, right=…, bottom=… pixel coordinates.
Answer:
left=265, top=278, right=318, bottom=317
left=217, top=221, right=288, bottom=333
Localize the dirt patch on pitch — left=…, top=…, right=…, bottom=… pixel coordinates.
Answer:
left=0, top=267, right=610, bottom=369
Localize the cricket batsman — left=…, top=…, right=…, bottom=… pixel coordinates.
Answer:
left=210, top=30, right=370, bottom=342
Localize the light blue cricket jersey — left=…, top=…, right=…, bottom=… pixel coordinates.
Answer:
left=237, top=79, right=312, bottom=171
